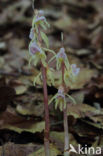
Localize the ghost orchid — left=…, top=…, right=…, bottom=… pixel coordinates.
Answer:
left=29, top=41, right=42, bottom=55
left=71, top=64, right=80, bottom=76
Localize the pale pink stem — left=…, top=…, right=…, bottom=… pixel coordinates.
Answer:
left=61, top=62, right=69, bottom=156
left=41, top=64, right=50, bottom=156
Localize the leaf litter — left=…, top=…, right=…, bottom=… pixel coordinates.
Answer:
left=0, top=0, right=103, bottom=155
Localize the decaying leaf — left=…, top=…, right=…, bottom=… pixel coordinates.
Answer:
left=0, top=108, right=45, bottom=133
left=0, top=142, right=39, bottom=156
left=28, top=144, right=61, bottom=156
left=67, top=103, right=102, bottom=119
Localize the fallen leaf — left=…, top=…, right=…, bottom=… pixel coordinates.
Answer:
left=29, top=144, right=61, bottom=156
left=0, top=142, right=39, bottom=156
left=0, top=108, right=45, bottom=133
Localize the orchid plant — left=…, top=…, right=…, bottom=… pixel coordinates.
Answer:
left=28, top=9, right=55, bottom=156
left=28, top=7, right=80, bottom=156
left=49, top=45, right=80, bottom=156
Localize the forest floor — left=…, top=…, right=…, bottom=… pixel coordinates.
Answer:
left=0, top=0, right=103, bottom=155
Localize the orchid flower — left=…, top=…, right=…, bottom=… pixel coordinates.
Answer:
left=29, top=41, right=46, bottom=66
left=49, top=86, right=66, bottom=111
left=29, top=41, right=42, bottom=55
left=49, top=85, right=76, bottom=111
left=71, top=64, right=80, bottom=76
left=64, top=64, right=80, bottom=86
left=56, top=47, right=70, bottom=70
left=32, top=10, right=49, bottom=29
left=35, top=16, right=46, bottom=24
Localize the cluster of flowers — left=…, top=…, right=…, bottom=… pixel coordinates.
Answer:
left=29, top=10, right=47, bottom=66
left=29, top=10, right=80, bottom=111
left=48, top=47, right=80, bottom=110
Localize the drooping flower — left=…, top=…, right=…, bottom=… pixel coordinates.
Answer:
left=57, top=48, right=67, bottom=60
left=56, top=47, right=70, bottom=70
left=35, top=16, right=46, bottom=24
left=29, top=41, right=47, bottom=66
left=57, top=86, right=65, bottom=99
left=71, top=64, right=80, bottom=76
left=32, top=10, right=50, bottom=29
left=29, top=41, right=42, bottom=55
left=49, top=84, right=76, bottom=111
left=64, top=64, right=80, bottom=87
left=49, top=86, right=66, bottom=111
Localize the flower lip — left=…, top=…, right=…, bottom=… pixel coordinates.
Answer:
left=57, top=93, right=65, bottom=99
left=57, top=47, right=66, bottom=60
left=57, top=86, right=65, bottom=99
left=71, top=64, right=80, bottom=76
left=35, top=16, right=46, bottom=23
left=29, top=41, right=42, bottom=55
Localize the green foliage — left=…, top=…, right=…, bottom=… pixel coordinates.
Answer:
left=33, top=72, right=41, bottom=86
left=41, top=31, right=49, bottom=48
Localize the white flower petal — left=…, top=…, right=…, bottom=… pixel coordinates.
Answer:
left=29, top=28, right=34, bottom=40
left=29, top=42, right=42, bottom=55
left=57, top=87, right=65, bottom=99
left=57, top=47, right=66, bottom=60
left=71, top=64, right=80, bottom=76
left=35, top=16, right=46, bottom=23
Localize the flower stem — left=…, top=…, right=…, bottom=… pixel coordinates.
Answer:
left=41, top=63, right=50, bottom=156
left=63, top=106, right=69, bottom=156
left=61, top=62, right=69, bottom=156
left=38, top=24, right=50, bottom=155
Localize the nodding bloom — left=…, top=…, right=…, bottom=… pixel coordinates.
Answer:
left=35, top=16, right=46, bottom=23
left=56, top=86, right=66, bottom=111
left=71, top=64, right=80, bottom=76
left=64, top=64, right=80, bottom=87
left=57, top=86, right=65, bottom=99
left=49, top=85, right=76, bottom=111
left=34, top=10, right=46, bottom=24
left=57, top=48, right=67, bottom=60
left=29, top=41, right=46, bottom=66
left=56, top=47, right=70, bottom=70
left=29, top=28, right=35, bottom=40
left=29, top=41, right=42, bottom=55
left=49, top=86, right=66, bottom=111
